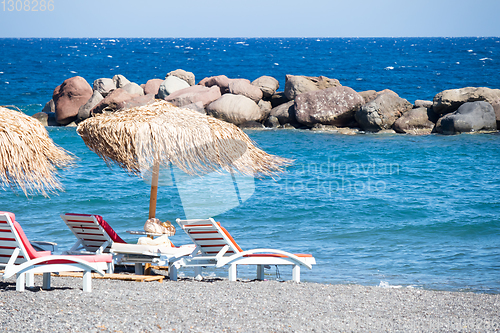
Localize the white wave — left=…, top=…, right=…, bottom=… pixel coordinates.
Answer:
left=378, top=281, right=402, bottom=289
left=480, top=57, right=492, bottom=61
left=107, top=55, right=113, bottom=58
left=185, top=46, right=193, bottom=50
left=0, top=72, right=3, bottom=74
left=68, top=46, right=78, bottom=49
left=70, top=70, right=77, bottom=74
left=274, top=63, right=279, bottom=66
left=4, top=82, right=9, bottom=84
left=468, top=49, right=473, bottom=52
left=385, top=66, right=394, bottom=70
left=356, top=78, right=363, bottom=81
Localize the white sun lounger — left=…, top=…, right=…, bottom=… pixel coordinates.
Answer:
left=0, top=211, right=112, bottom=292
left=169, top=218, right=316, bottom=282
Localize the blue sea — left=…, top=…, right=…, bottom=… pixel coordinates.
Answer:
left=1, top=38, right=499, bottom=293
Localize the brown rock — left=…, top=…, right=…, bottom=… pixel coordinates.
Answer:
left=252, top=76, right=279, bottom=98
left=198, top=75, right=231, bottom=94
left=355, top=92, right=413, bottom=132
left=284, top=75, right=341, bottom=100
left=41, top=99, right=55, bottom=113
left=165, top=85, right=221, bottom=108
left=117, top=94, right=156, bottom=110
left=144, top=79, right=164, bottom=96
left=206, top=94, right=263, bottom=125
left=228, top=80, right=263, bottom=103
left=90, top=88, right=139, bottom=114
left=78, top=90, right=103, bottom=121
left=433, top=87, right=500, bottom=115
left=270, top=100, right=297, bottom=125
left=52, top=76, right=93, bottom=125
left=393, top=107, right=435, bottom=134
left=295, top=86, right=365, bottom=127
left=167, top=69, right=195, bottom=86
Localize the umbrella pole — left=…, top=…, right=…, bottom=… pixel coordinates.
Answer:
left=148, top=159, right=160, bottom=219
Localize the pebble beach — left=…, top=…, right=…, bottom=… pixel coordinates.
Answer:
left=1, top=274, right=499, bottom=332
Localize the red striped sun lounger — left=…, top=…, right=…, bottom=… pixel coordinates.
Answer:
left=169, top=218, right=316, bottom=282
left=0, top=211, right=112, bottom=292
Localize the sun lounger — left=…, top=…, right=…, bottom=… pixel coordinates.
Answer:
left=60, top=213, right=127, bottom=255
left=61, top=213, right=194, bottom=275
left=110, top=243, right=196, bottom=274
left=170, top=218, right=316, bottom=282
left=0, top=211, right=112, bottom=292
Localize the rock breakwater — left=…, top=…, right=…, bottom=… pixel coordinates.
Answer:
left=33, top=70, right=500, bottom=135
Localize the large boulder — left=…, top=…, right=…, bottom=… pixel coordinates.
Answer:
left=433, top=87, right=500, bottom=115
left=258, top=100, right=272, bottom=122
left=198, top=75, right=231, bottom=94
left=77, top=90, right=103, bottom=122
left=206, top=94, right=262, bottom=125
left=117, top=94, right=156, bottom=110
left=434, top=101, right=497, bottom=134
left=144, top=79, right=164, bottom=96
left=90, top=88, right=139, bottom=114
left=295, top=86, right=364, bottom=127
left=112, top=74, right=130, bottom=88
left=284, top=75, right=341, bottom=100
left=158, top=76, right=190, bottom=99
left=228, top=79, right=263, bottom=103
left=167, top=69, right=195, bottom=86
left=32, top=112, right=58, bottom=127
left=52, top=76, right=93, bottom=125
left=355, top=92, right=413, bottom=132
left=393, top=107, right=435, bottom=134
left=359, top=89, right=399, bottom=104
left=165, top=85, right=221, bottom=108
left=252, top=76, right=279, bottom=98
left=270, top=100, right=297, bottom=125
left=92, top=78, right=115, bottom=97
left=122, top=82, right=144, bottom=96
left=41, top=99, right=55, bottom=113
left=270, top=92, right=288, bottom=108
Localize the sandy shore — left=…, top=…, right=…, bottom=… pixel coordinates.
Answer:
left=0, top=274, right=499, bottom=333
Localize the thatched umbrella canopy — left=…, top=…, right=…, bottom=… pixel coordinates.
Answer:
left=77, top=100, right=291, bottom=219
left=0, top=106, right=74, bottom=197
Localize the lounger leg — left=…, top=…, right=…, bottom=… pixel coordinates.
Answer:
left=25, top=272, right=34, bottom=287
left=228, top=264, right=237, bottom=282
left=107, top=261, right=114, bottom=274
left=16, top=273, right=25, bottom=292
left=83, top=271, right=91, bottom=292
left=135, top=263, right=144, bottom=275
left=194, top=266, right=202, bottom=280
left=169, top=265, right=178, bottom=281
left=42, top=272, right=51, bottom=290
left=292, top=265, right=300, bottom=283
left=256, top=265, right=265, bottom=280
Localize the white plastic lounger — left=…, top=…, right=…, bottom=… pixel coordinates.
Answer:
left=0, top=212, right=112, bottom=292
left=61, top=213, right=195, bottom=275
left=60, top=213, right=127, bottom=255
left=170, top=218, right=316, bottom=282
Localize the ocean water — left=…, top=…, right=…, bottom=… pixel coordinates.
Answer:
left=0, top=38, right=499, bottom=293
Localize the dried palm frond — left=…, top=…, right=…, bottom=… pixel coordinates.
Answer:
left=77, top=100, right=291, bottom=176
left=0, top=106, right=74, bottom=197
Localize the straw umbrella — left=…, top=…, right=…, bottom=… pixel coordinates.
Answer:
left=77, top=100, right=290, bottom=220
left=0, top=106, right=74, bottom=197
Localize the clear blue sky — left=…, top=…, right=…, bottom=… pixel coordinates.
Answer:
left=1, top=0, right=499, bottom=38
